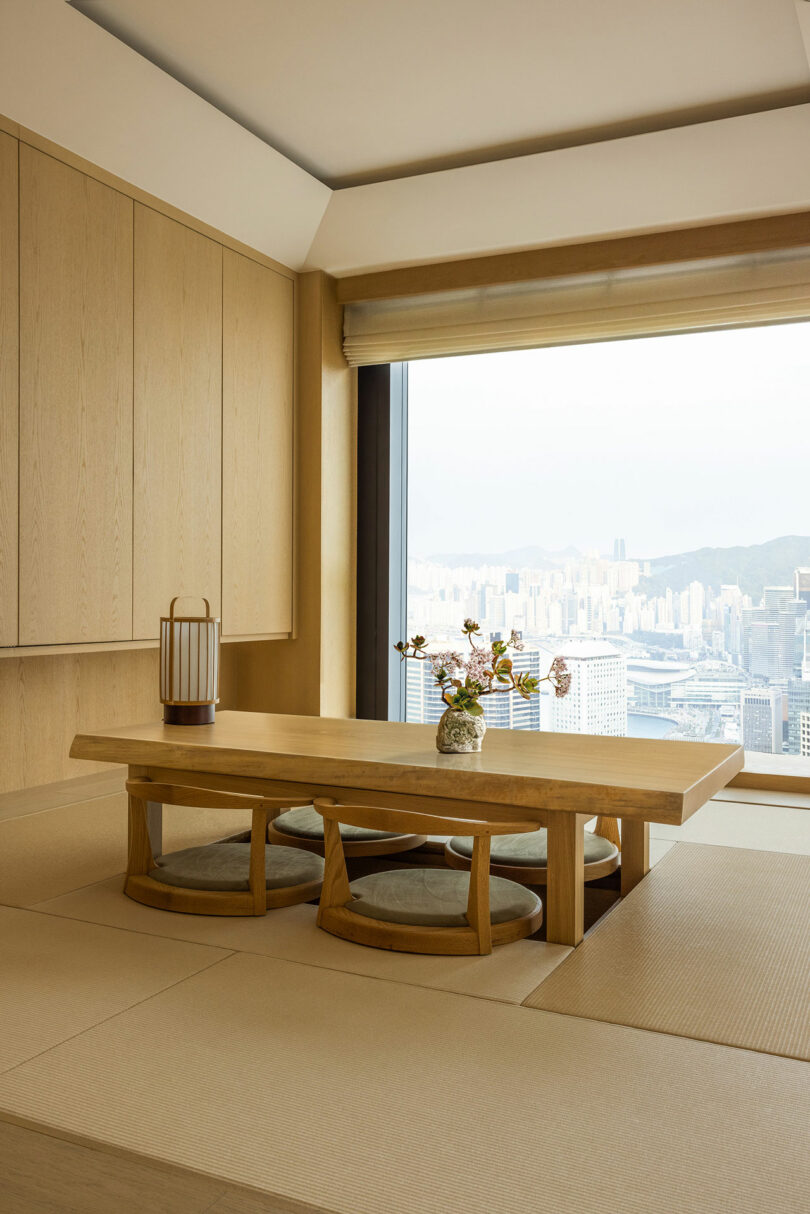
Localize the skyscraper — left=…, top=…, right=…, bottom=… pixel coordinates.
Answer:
left=612, top=538, right=626, bottom=561
left=548, top=640, right=627, bottom=736
left=801, top=712, right=810, bottom=758
left=740, top=688, right=783, bottom=754
left=794, top=569, right=810, bottom=609
left=787, top=676, right=810, bottom=754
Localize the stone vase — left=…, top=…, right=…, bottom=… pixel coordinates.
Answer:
left=436, top=707, right=487, bottom=753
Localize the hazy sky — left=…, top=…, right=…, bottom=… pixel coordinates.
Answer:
left=407, top=320, right=810, bottom=561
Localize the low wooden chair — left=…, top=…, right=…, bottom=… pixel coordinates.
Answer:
left=314, top=797, right=543, bottom=955
left=267, top=804, right=426, bottom=858
left=444, top=819, right=619, bottom=886
left=125, top=780, right=324, bottom=916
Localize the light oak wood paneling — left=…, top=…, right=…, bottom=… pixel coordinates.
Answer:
left=133, top=205, right=222, bottom=638
left=0, top=649, right=163, bottom=794
left=222, top=250, right=293, bottom=636
left=0, top=133, right=17, bottom=647
left=19, top=147, right=133, bottom=644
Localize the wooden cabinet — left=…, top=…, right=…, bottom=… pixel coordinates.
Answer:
left=222, top=250, right=294, bottom=637
left=18, top=147, right=133, bottom=645
left=0, top=133, right=18, bottom=647
left=3, top=132, right=297, bottom=656
left=133, top=206, right=222, bottom=639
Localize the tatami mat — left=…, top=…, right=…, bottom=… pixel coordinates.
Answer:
left=0, top=952, right=806, bottom=1214
left=651, top=798, right=810, bottom=854
left=0, top=793, right=252, bottom=907
left=524, top=843, right=810, bottom=1060
left=0, top=905, right=230, bottom=1074
left=34, top=877, right=571, bottom=1004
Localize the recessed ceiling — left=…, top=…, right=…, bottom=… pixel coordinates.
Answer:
left=70, top=0, right=810, bottom=187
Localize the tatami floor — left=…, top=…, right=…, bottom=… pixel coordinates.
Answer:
left=0, top=787, right=809, bottom=1213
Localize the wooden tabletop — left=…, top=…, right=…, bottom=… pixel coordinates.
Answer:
left=70, top=711, right=744, bottom=825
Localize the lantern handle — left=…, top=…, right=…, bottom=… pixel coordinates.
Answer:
left=168, top=596, right=212, bottom=619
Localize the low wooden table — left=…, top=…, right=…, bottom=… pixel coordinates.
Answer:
left=70, top=712, right=744, bottom=946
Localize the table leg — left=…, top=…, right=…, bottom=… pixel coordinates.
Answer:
left=545, top=812, right=585, bottom=946
left=145, top=801, right=163, bottom=859
left=620, top=819, right=650, bottom=896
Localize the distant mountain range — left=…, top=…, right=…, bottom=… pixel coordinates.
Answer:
left=423, top=536, right=810, bottom=601
left=638, top=535, right=810, bottom=600
left=425, top=544, right=581, bottom=569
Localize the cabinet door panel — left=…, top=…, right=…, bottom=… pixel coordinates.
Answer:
left=0, top=133, right=17, bottom=646
left=19, top=147, right=133, bottom=645
left=133, top=206, right=222, bottom=638
left=222, top=251, right=293, bottom=637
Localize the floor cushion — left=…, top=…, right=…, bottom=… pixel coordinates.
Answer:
left=274, top=804, right=401, bottom=843
left=348, top=868, right=541, bottom=927
left=151, top=842, right=324, bottom=891
left=450, top=828, right=618, bottom=868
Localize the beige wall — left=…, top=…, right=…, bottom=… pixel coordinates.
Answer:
left=230, top=272, right=357, bottom=720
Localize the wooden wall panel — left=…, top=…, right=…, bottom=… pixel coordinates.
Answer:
left=133, top=206, right=222, bottom=638
left=0, top=649, right=162, bottom=793
left=0, top=133, right=17, bottom=647
left=18, top=147, right=133, bottom=645
left=230, top=272, right=356, bottom=718
left=222, top=250, right=293, bottom=637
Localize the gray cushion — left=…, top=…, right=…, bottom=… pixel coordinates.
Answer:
left=450, top=829, right=617, bottom=868
left=274, top=804, right=401, bottom=843
left=151, top=842, right=324, bottom=892
left=348, top=868, right=541, bottom=928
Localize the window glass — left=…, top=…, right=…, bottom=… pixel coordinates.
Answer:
left=405, top=322, right=810, bottom=758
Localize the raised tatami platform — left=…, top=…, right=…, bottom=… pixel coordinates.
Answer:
left=0, top=792, right=808, bottom=1213
left=524, top=842, right=810, bottom=1061
left=0, top=949, right=807, bottom=1214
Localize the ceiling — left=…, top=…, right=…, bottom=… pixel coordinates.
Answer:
left=70, top=0, right=810, bottom=188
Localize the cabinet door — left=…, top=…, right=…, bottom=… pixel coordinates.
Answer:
left=222, top=250, right=293, bottom=637
left=133, top=206, right=222, bottom=638
left=19, top=147, right=133, bottom=645
left=0, top=133, right=17, bottom=646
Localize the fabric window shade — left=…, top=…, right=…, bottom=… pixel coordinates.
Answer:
left=342, top=246, right=810, bottom=366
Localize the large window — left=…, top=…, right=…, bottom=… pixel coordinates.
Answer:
left=403, top=321, right=810, bottom=755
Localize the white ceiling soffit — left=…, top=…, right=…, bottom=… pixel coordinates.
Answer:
left=307, top=106, right=810, bottom=276
left=70, top=0, right=810, bottom=188
left=0, top=0, right=329, bottom=268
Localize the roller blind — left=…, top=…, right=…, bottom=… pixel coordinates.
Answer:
left=343, top=246, right=810, bottom=366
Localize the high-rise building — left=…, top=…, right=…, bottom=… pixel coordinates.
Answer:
left=794, top=569, right=810, bottom=609
left=800, top=712, right=810, bottom=758
left=612, top=538, right=626, bottom=561
left=743, top=598, right=807, bottom=684
left=505, top=572, right=519, bottom=594
left=740, top=688, right=783, bottom=754
left=787, top=676, right=810, bottom=754
left=548, top=640, right=627, bottom=736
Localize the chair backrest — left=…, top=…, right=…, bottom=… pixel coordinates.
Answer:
left=126, top=780, right=311, bottom=814
left=313, top=797, right=539, bottom=838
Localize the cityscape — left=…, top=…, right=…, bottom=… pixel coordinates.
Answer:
left=405, top=540, right=810, bottom=758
